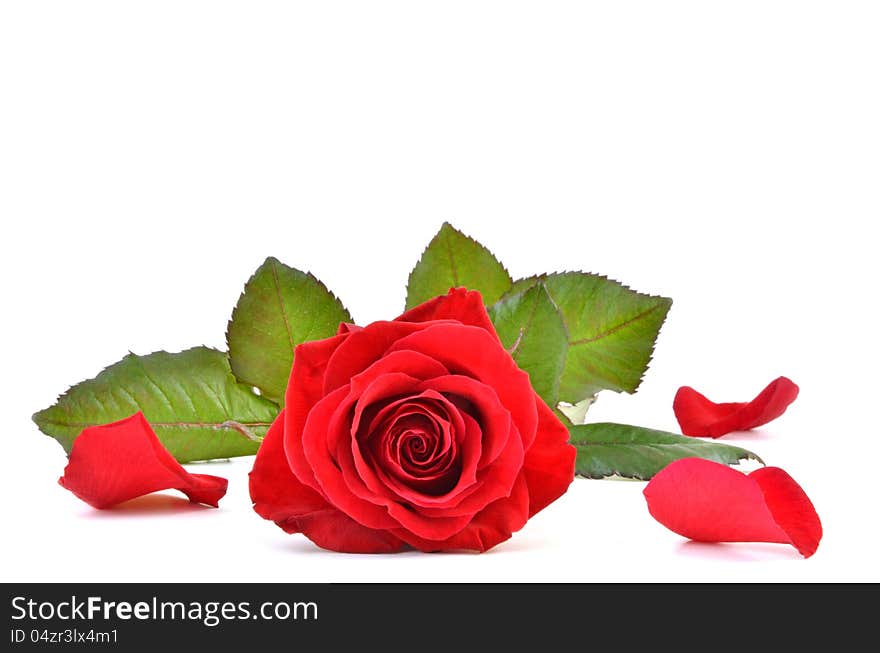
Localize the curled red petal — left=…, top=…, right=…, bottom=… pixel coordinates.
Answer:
left=250, top=410, right=406, bottom=553
left=396, top=287, right=500, bottom=341
left=750, top=467, right=823, bottom=558
left=673, top=376, right=800, bottom=437
left=58, top=412, right=227, bottom=509
left=336, top=322, right=362, bottom=335
left=643, top=458, right=822, bottom=557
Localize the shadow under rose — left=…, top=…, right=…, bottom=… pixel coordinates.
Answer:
left=82, top=493, right=217, bottom=517
left=273, top=538, right=425, bottom=556
left=273, top=535, right=528, bottom=556
left=676, top=540, right=802, bottom=561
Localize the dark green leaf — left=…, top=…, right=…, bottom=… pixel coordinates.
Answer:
left=569, top=422, right=763, bottom=480
left=405, top=222, right=513, bottom=309
left=226, top=257, right=352, bottom=405
left=488, top=283, right=568, bottom=406
left=33, top=347, right=279, bottom=463
left=501, top=272, right=671, bottom=404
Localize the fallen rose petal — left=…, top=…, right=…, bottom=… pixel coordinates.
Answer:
left=673, top=376, right=800, bottom=437
left=643, top=458, right=822, bottom=557
left=59, top=412, right=228, bottom=509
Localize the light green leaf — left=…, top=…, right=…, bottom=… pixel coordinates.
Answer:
left=33, top=347, right=279, bottom=463
left=405, top=222, right=513, bottom=309
left=226, top=257, right=352, bottom=405
left=502, top=272, right=671, bottom=404
left=569, top=422, right=763, bottom=480
left=488, top=283, right=568, bottom=407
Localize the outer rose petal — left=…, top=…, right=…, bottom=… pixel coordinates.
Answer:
left=59, top=412, right=227, bottom=509
left=522, top=400, right=576, bottom=517
left=397, top=287, right=500, bottom=341
left=251, top=410, right=330, bottom=528
left=250, top=410, right=405, bottom=553
left=284, top=333, right=349, bottom=494
left=323, top=321, right=440, bottom=394
left=643, top=458, right=822, bottom=558
left=392, top=474, right=531, bottom=552
left=673, top=377, right=800, bottom=438
left=336, top=323, right=362, bottom=335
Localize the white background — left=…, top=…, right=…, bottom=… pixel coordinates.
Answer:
left=1, top=1, right=878, bottom=582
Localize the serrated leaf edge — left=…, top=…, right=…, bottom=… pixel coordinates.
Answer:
left=224, top=256, right=352, bottom=356
left=499, top=270, right=673, bottom=396
left=32, top=346, right=276, bottom=442
left=405, top=222, right=513, bottom=308
left=570, top=421, right=765, bottom=480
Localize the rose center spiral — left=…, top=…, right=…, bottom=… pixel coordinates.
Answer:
left=360, top=395, right=462, bottom=496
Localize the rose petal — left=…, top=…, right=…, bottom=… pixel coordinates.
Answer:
left=251, top=410, right=331, bottom=528
left=749, top=467, right=822, bottom=559
left=643, top=458, right=822, bottom=557
left=521, top=400, right=576, bottom=517
left=58, top=412, right=227, bottom=509
left=412, top=413, right=523, bottom=519
left=396, top=287, right=500, bottom=341
left=330, top=373, right=447, bottom=504
left=353, top=349, right=450, bottom=388
left=360, top=392, right=469, bottom=498
left=370, top=407, right=482, bottom=511
left=417, top=374, right=512, bottom=468
left=357, top=395, right=461, bottom=482
left=386, top=322, right=539, bottom=450
left=250, top=410, right=405, bottom=553
left=392, top=474, right=531, bottom=552
left=673, top=376, right=800, bottom=438
left=336, top=322, right=362, bottom=335
left=301, top=386, right=400, bottom=530
left=348, top=392, right=510, bottom=517
left=322, top=321, right=441, bottom=395
left=284, top=332, right=350, bottom=494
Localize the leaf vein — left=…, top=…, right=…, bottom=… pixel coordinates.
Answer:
left=270, top=258, right=297, bottom=356
left=568, top=302, right=665, bottom=347
left=37, top=418, right=273, bottom=429
left=443, top=228, right=460, bottom=286
left=137, top=363, right=179, bottom=414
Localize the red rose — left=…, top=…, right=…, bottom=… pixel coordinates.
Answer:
left=249, top=288, right=576, bottom=552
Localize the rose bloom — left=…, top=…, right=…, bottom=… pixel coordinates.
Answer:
left=249, top=288, right=575, bottom=552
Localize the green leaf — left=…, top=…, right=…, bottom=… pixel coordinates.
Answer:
left=33, top=347, right=280, bottom=463
left=226, top=257, right=352, bottom=405
left=405, top=222, right=513, bottom=309
left=569, top=422, right=763, bottom=480
left=488, top=283, right=568, bottom=407
left=502, top=272, right=672, bottom=404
